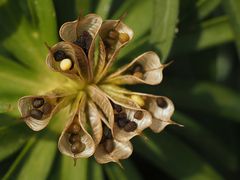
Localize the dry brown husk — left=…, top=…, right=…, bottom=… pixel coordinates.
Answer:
left=58, top=93, right=95, bottom=158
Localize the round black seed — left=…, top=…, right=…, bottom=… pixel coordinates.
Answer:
left=32, top=98, right=44, bottom=108
left=54, top=50, right=66, bottom=61
left=69, top=134, right=81, bottom=144
left=42, top=102, right=52, bottom=115
left=134, top=110, right=144, bottom=120
left=30, top=109, right=43, bottom=120
left=117, top=118, right=130, bottom=128
left=124, top=121, right=138, bottom=132
left=104, top=139, right=115, bottom=153
left=156, top=97, right=168, bottom=108
left=74, top=31, right=92, bottom=54
left=71, top=141, right=85, bottom=154
left=69, top=123, right=81, bottom=134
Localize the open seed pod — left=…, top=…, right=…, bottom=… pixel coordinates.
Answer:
left=18, top=94, right=65, bottom=131
left=58, top=94, right=95, bottom=159
left=87, top=85, right=114, bottom=130
left=101, top=85, right=177, bottom=133
left=59, top=14, right=102, bottom=56
left=97, top=20, right=134, bottom=81
left=99, top=20, right=133, bottom=62
left=105, top=51, right=165, bottom=85
left=46, top=41, right=90, bottom=81
left=87, top=100, right=103, bottom=145
left=94, top=135, right=133, bottom=164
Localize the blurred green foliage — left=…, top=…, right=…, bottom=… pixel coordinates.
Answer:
left=0, top=0, right=240, bottom=179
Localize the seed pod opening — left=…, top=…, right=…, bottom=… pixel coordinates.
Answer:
left=18, top=94, right=64, bottom=131
left=106, top=52, right=165, bottom=85
left=58, top=95, right=95, bottom=158
left=46, top=41, right=92, bottom=81
left=94, top=138, right=133, bottom=164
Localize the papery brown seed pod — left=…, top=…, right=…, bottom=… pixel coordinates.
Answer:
left=46, top=41, right=90, bottom=81
left=58, top=94, right=95, bottom=158
left=18, top=94, right=65, bottom=131
left=105, top=51, right=165, bottom=85
left=87, top=100, right=103, bottom=145
left=94, top=139, right=133, bottom=164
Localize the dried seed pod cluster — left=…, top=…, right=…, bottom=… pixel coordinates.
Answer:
left=18, top=13, right=179, bottom=165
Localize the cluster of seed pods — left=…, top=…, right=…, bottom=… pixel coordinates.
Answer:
left=18, top=13, right=177, bottom=165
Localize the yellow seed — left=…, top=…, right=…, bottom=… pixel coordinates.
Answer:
left=60, top=58, right=72, bottom=71
left=119, top=33, right=129, bottom=43
left=131, top=95, right=145, bottom=107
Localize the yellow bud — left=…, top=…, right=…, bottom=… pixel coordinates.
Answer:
left=131, top=95, right=145, bottom=107
left=60, top=58, right=73, bottom=71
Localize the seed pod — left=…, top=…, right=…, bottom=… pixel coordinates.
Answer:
left=124, top=121, right=138, bottom=132
left=32, top=98, right=44, bottom=108
left=104, top=139, right=115, bottom=153
left=105, top=52, right=165, bottom=85
left=88, top=100, right=103, bottom=145
left=46, top=41, right=89, bottom=81
left=94, top=139, right=133, bottom=164
left=18, top=95, right=63, bottom=131
left=30, top=109, right=43, bottom=120
left=58, top=95, right=95, bottom=159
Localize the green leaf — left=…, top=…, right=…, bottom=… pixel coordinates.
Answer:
left=96, top=0, right=112, bottom=19
left=16, top=132, right=57, bottom=180
left=104, top=160, right=143, bottom=180
left=160, top=80, right=240, bottom=122
left=0, top=123, right=32, bottom=161
left=196, top=0, right=221, bottom=19
left=60, top=156, right=88, bottom=180
left=173, top=111, right=239, bottom=172
left=26, top=0, right=58, bottom=44
left=150, top=0, right=179, bottom=62
left=221, top=0, right=240, bottom=57
left=87, top=159, right=104, bottom=180
left=134, top=131, right=223, bottom=180
left=172, top=16, right=234, bottom=55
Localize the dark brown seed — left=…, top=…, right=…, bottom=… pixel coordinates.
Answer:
left=124, top=121, right=138, bottom=132
left=30, top=109, right=43, bottom=120
left=117, top=118, right=129, bottom=128
left=117, top=112, right=127, bottom=119
left=132, top=64, right=143, bottom=73
left=108, top=30, right=119, bottom=39
left=54, top=50, right=66, bottom=61
left=71, top=141, right=85, bottom=154
left=156, top=97, right=168, bottom=108
left=69, top=134, right=81, bottom=144
left=134, top=110, right=144, bottom=120
left=103, top=126, right=112, bottom=139
left=42, top=102, right=52, bottom=115
left=69, top=123, right=81, bottom=134
left=74, top=31, right=92, bottom=54
left=113, top=104, right=122, bottom=113
left=32, top=98, right=44, bottom=108
left=104, top=139, right=115, bottom=153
